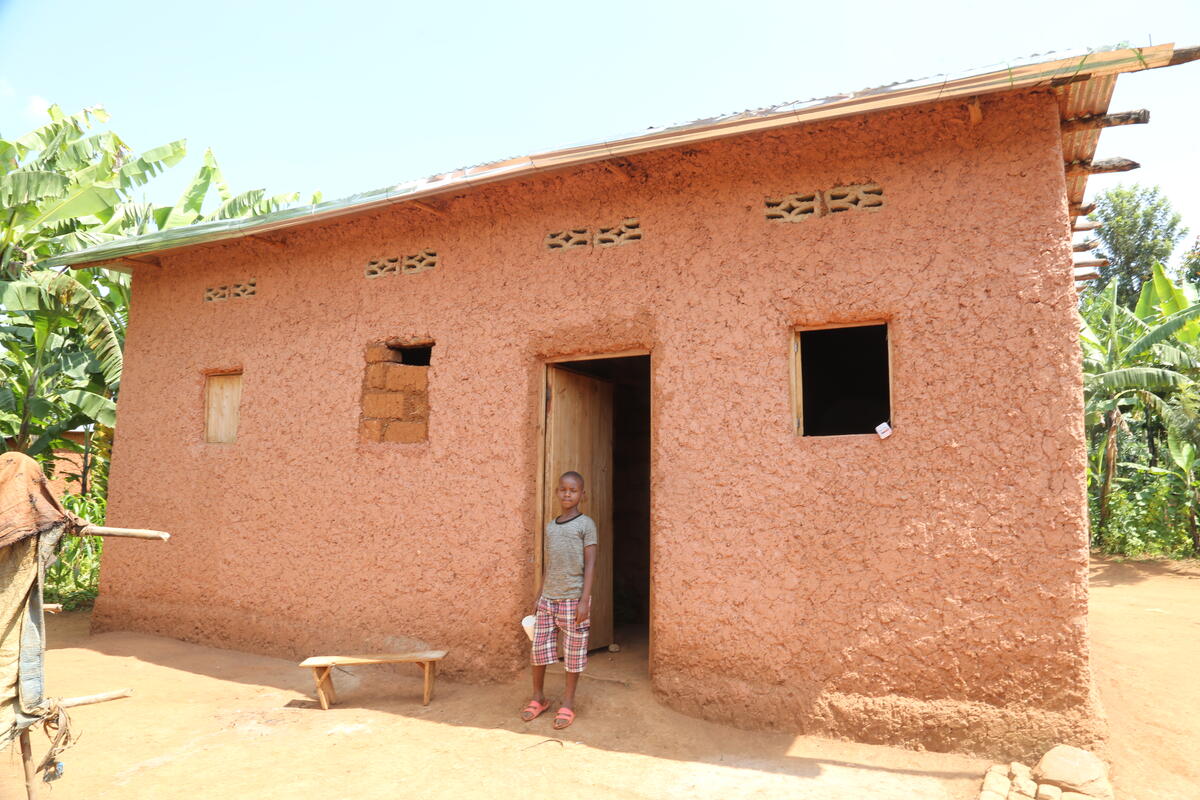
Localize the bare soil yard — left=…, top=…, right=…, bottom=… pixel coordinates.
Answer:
left=2, top=556, right=1196, bottom=799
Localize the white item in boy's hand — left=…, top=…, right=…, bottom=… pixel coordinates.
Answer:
left=521, top=615, right=536, bottom=640
left=876, top=422, right=893, bottom=439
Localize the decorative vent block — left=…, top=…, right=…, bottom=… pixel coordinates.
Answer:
left=595, top=219, right=642, bottom=247
left=545, top=220, right=642, bottom=251
left=544, top=229, right=591, bottom=250
left=765, top=193, right=820, bottom=222
left=825, top=183, right=884, bottom=213
left=366, top=251, right=438, bottom=278
left=402, top=250, right=437, bottom=274
left=205, top=281, right=257, bottom=302
left=765, top=184, right=884, bottom=221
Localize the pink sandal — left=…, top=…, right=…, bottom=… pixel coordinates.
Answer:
left=521, top=699, right=551, bottom=722
left=553, top=707, right=575, bottom=729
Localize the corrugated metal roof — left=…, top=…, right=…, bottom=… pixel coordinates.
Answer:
left=43, top=43, right=1182, bottom=271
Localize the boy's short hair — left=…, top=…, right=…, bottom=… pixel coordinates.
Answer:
left=560, top=470, right=585, bottom=487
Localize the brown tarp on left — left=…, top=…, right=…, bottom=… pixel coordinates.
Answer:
left=0, top=452, right=83, bottom=746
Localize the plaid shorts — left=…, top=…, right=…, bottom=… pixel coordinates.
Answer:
left=531, top=595, right=590, bottom=673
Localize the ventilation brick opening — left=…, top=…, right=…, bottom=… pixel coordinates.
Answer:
left=359, top=341, right=433, bottom=443
left=795, top=324, right=890, bottom=437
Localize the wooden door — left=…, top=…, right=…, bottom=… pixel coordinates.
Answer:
left=542, top=366, right=614, bottom=650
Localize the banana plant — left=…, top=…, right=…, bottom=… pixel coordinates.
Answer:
left=2, top=104, right=316, bottom=458
left=1081, top=279, right=1200, bottom=524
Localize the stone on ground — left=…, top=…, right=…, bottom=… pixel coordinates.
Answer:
left=1032, top=745, right=1113, bottom=800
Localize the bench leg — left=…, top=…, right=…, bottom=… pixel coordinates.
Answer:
left=422, top=661, right=436, bottom=706
left=311, top=666, right=336, bottom=710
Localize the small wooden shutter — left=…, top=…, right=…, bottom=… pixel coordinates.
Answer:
left=205, top=373, right=243, bottom=443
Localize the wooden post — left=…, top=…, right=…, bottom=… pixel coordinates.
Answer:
left=422, top=661, right=435, bottom=706
left=310, top=666, right=335, bottom=709
left=19, top=729, right=37, bottom=800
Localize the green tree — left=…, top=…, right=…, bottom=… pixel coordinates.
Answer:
left=1182, top=236, right=1200, bottom=286
left=1089, top=185, right=1188, bottom=308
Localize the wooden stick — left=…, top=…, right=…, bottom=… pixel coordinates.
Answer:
left=1073, top=220, right=1102, bottom=232
left=1073, top=258, right=1109, bottom=269
left=248, top=234, right=286, bottom=250
left=603, top=161, right=632, bottom=182
left=1075, top=270, right=1101, bottom=282
left=409, top=200, right=445, bottom=218
left=1073, top=239, right=1099, bottom=252
left=1061, top=109, right=1149, bottom=133
left=76, top=525, right=169, bottom=541
left=1070, top=203, right=1096, bottom=217
left=1065, top=157, right=1140, bottom=176
left=59, top=688, right=133, bottom=708
left=19, top=729, right=37, bottom=800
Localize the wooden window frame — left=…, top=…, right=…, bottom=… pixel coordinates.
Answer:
left=790, top=320, right=892, bottom=437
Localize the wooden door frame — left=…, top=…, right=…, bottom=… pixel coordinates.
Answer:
left=534, top=349, right=653, bottom=667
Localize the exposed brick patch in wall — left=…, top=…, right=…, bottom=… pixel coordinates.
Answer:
left=365, top=250, right=438, bottom=279
left=204, top=281, right=256, bottom=302
left=765, top=184, right=883, bottom=221
left=545, top=219, right=641, bottom=251
left=359, top=342, right=432, bottom=443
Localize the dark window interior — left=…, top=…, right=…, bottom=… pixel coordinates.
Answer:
left=392, top=343, right=433, bottom=366
left=799, top=324, right=890, bottom=436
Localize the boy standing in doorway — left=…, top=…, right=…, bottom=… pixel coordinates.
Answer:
left=521, top=471, right=597, bottom=730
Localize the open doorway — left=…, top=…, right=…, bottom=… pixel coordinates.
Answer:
left=541, top=354, right=650, bottom=658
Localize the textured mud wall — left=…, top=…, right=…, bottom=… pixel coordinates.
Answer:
left=97, top=89, right=1095, bottom=758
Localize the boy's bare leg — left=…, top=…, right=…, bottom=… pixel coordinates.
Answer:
left=531, top=664, right=547, bottom=701
left=561, top=670, right=580, bottom=710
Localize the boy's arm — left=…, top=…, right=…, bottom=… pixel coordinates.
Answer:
left=577, top=544, right=597, bottom=624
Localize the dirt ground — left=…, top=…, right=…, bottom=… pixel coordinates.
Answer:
left=1088, top=556, right=1200, bottom=799
left=2, top=556, right=1196, bottom=799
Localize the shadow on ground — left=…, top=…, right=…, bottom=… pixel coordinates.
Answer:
left=46, top=614, right=983, bottom=793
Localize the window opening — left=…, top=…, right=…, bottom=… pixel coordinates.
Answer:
left=795, top=324, right=890, bottom=436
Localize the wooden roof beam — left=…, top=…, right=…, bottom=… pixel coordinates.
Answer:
left=1074, top=258, right=1109, bottom=269
left=1070, top=202, right=1096, bottom=217
left=1074, top=220, right=1102, bottom=232
left=1061, top=109, right=1150, bottom=133
left=1066, top=157, right=1140, bottom=176
left=1167, top=46, right=1200, bottom=67
left=1073, top=239, right=1099, bottom=252
left=1075, top=269, right=1101, bottom=282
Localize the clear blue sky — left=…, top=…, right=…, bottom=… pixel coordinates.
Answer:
left=2, top=1, right=1198, bottom=260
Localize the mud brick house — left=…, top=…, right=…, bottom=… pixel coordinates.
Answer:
left=46, top=44, right=1199, bottom=756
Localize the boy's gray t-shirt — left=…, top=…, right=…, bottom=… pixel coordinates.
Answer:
left=542, top=514, right=598, bottom=600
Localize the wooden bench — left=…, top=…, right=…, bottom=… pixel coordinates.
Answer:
left=298, top=650, right=448, bottom=709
